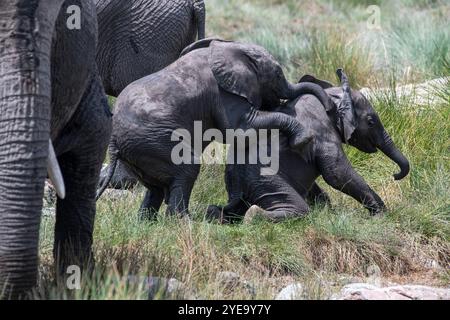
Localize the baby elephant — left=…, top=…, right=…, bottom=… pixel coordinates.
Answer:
left=96, top=38, right=334, bottom=217
left=208, top=69, right=410, bottom=223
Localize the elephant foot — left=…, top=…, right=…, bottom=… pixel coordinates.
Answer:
left=369, top=205, right=387, bottom=217
left=206, top=205, right=226, bottom=224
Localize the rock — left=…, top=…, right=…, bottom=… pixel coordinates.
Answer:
left=217, top=272, right=241, bottom=290
left=424, top=259, right=442, bottom=270
left=360, top=77, right=449, bottom=107
left=332, top=275, right=365, bottom=287
left=333, top=283, right=450, bottom=300
left=143, top=277, right=197, bottom=300
left=275, top=283, right=304, bottom=300
left=216, top=272, right=257, bottom=298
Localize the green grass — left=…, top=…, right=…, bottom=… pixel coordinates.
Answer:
left=35, top=0, right=450, bottom=299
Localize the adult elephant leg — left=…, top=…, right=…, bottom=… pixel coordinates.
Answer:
left=0, top=0, right=64, bottom=298
left=306, top=183, right=331, bottom=207
left=139, top=188, right=165, bottom=221
left=53, top=76, right=111, bottom=276
left=166, top=165, right=200, bottom=217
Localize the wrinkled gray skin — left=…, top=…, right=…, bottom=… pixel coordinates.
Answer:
left=95, top=0, right=206, bottom=97
left=97, top=38, right=335, bottom=218
left=207, top=70, right=410, bottom=223
left=0, top=0, right=112, bottom=298
left=96, top=0, right=206, bottom=190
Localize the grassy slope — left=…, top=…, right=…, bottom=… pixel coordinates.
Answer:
left=37, top=0, right=449, bottom=299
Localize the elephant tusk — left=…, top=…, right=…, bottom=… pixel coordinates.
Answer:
left=47, top=139, right=66, bottom=199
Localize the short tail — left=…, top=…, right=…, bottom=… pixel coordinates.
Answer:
left=96, top=145, right=119, bottom=201
left=193, top=0, right=206, bottom=40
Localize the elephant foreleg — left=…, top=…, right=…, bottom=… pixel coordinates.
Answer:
left=318, top=145, right=386, bottom=215
left=53, top=75, right=112, bottom=276
left=206, top=197, right=249, bottom=224
left=306, top=183, right=331, bottom=207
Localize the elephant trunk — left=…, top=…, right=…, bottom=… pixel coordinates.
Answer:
left=0, top=0, right=63, bottom=298
left=281, top=80, right=334, bottom=111
left=378, top=130, right=410, bottom=180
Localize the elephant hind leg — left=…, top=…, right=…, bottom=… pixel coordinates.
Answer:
left=244, top=204, right=309, bottom=223
left=165, top=166, right=200, bottom=217
left=244, top=175, right=310, bottom=223
left=206, top=197, right=249, bottom=224
left=139, top=188, right=165, bottom=221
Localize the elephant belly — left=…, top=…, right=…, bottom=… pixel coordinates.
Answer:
left=113, top=116, right=202, bottom=189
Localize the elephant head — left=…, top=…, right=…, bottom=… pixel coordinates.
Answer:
left=0, top=0, right=66, bottom=298
left=181, top=37, right=333, bottom=111
left=299, top=69, right=410, bottom=181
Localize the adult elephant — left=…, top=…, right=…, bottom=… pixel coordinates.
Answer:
left=0, top=0, right=112, bottom=298
left=207, top=69, right=410, bottom=223
left=95, top=0, right=206, bottom=97
left=97, top=38, right=334, bottom=218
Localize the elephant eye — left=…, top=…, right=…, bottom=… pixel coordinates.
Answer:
left=367, top=116, right=375, bottom=127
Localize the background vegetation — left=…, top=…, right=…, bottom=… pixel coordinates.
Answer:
left=37, top=0, right=449, bottom=299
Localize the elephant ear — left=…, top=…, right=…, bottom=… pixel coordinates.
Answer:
left=180, top=37, right=229, bottom=57
left=210, top=41, right=262, bottom=108
left=298, top=74, right=334, bottom=90
left=333, top=69, right=356, bottom=143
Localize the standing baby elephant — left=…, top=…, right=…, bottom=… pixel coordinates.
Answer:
left=208, top=69, right=410, bottom=223
left=97, top=38, right=334, bottom=218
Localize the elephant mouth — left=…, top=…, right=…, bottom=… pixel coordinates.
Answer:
left=349, top=136, right=378, bottom=153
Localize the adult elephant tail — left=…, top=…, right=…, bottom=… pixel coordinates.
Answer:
left=193, top=0, right=206, bottom=40
left=96, top=145, right=119, bottom=201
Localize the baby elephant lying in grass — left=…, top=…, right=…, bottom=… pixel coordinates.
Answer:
left=207, top=69, right=410, bottom=223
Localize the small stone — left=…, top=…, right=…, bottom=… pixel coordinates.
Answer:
left=424, top=259, right=441, bottom=270
left=275, top=283, right=304, bottom=300
left=216, top=272, right=256, bottom=298
left=143, top=277, right=197, bottom=300
left=217, top=272, right=241, bottom=290
left=243, top=205, right=264, bottom=224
